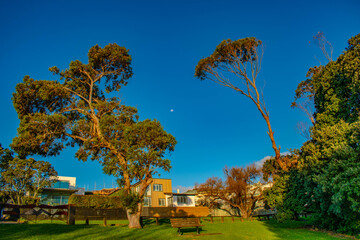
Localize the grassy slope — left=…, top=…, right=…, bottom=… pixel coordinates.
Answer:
left=0, top=218, right=343, bottom=240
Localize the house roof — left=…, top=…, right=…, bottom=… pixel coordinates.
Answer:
left=164, top=192, right=197, bottom=196
left=41, top=188, right=78, bottom=194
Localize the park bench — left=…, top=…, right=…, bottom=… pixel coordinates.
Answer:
left=170, top=218, right=203, bottom=235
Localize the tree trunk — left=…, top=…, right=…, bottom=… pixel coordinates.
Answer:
left=127, top=208, right=142, bottom=228
left=240, top=208, right=251, bottom=219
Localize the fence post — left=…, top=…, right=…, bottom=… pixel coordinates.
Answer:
left=67, top=205, right=76, bottom=225
left=210, top=216, right=213, bottom=223
left=221, top=216, right=224, bottom=223
left=103, top=217, right=107, bottom=226
left=232, top=216, right=234, bottom=222
left=85, top=217, right=89, bottom=225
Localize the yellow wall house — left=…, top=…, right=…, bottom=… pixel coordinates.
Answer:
left=133, top=179, right=172, bottom=207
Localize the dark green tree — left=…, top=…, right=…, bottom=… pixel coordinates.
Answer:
left=284, top=33, right=360, bottom=234
left=12, top=44, right=176, bottom=228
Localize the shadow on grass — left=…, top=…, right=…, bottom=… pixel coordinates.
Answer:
left=0, top=223, right=92, bottom=240
left=262, top=219, right=341, bottom=240
left=142, top=218, right=170, bottom=226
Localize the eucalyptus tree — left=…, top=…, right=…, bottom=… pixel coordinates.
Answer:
left=195, top=38, right=286, bottom=170
left=12, top=44, right=176, bottom=228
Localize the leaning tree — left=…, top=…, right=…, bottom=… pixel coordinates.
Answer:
left=11, top=44, right=176, bottom=228
left=195, top=38, right=286, bottom=170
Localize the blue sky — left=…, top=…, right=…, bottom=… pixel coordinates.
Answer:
left=0, top=0, right=359, bottom=191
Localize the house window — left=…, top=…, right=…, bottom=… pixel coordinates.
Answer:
left=52, top=180, right=70, bottom=189
left=159, top=198, right=166, bottom=206
left=153, top=184, right=163, bottom=192
left=177, top=196, right=187, bottom=204
left=145, top=186, right=151, bottom=196
left=167, top=197, right=173, bottom=207
left=144, top=197, right=152, bottom=207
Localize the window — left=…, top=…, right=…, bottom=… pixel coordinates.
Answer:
left=52, top=180, right=70, bottom=189
left=153, top=184, right=163, bottom=192
left=167, top=197, right=173, bottom=207
left=159, top=198, right=166, bottom=206
left=145, top=186, right=151, bottom=196
left=177, top=196, right=187, bottom=204
left=144, top=197, right=152, bottom=207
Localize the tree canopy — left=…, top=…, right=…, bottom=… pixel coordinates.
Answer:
left=11, top=43, right=176, bottom=228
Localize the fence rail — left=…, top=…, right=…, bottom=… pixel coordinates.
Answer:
left=1, top=203, right=68, bottom=223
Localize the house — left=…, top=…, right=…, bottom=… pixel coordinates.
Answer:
left=133, top=178, right=172, bottom=207
left=164, top=189, right=197, bottom=207
left=39, top=176, right=84, bottom=205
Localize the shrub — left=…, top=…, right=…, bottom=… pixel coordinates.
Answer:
left=22, top=196, right=40, bottom=205
left=68, top=195, right=123, bottom=209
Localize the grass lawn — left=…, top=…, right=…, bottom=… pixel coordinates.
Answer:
left=0, top=217, right=347, bottom=240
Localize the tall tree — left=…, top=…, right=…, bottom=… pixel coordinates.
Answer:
left=281, top=34, right=360, bottom=234
left=195, top=38, right=285, bottom=170
left=11, top=44, right=176, bottom=228
left=196, top=164, right=264, bottom=218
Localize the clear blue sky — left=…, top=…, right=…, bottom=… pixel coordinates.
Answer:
left=0, top=0, right=359, bottom=191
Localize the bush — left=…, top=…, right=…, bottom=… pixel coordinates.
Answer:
left=68, top=195, right=123, bottom=209
left=22, top=196, right=40, bottom=205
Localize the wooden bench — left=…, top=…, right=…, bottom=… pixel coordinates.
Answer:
left=170, top=218, right=203, bottom=235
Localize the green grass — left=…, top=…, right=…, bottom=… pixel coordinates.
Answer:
left=0, top=218, right=346, bottom=240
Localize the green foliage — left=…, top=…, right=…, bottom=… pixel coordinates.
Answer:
left=0, top=145, right=57, bottom=205
left=69, top=191, right=142, bottom=212
left=195, top=37, right=261, bottom=80
left=264, top=34, right=360, bottom=235
left=22, top=196, right=40, bottom=205
left=270, top=33, right=360, bottom=235
left=68, top=195, right=123, bottom=209
left=120, top=191, right=142, bottom=214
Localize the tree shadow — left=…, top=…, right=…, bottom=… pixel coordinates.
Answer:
left=261, top=219, right=322, bottom=239
left=0, top=223, right=92, bottom=240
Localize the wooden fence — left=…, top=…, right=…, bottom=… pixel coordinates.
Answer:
left=4, top=204, right=268, bottom=226
left=1, top=203, right=68, bottom=223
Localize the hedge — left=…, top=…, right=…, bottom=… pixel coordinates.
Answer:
left=68, top=195, right=123, bottom=209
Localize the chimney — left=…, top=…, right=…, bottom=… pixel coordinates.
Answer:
left=177, top=188, right=180, bottom=193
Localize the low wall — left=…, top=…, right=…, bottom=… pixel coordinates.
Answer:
left=141, top=207, right=209, bottom=218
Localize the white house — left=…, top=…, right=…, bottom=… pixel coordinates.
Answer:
left=164, top=190, right=197, bottom=207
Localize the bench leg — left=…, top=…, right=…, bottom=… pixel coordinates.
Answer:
left=178, top=227, right=181, bottom=235
left=197, top=226, right=200, bottom=234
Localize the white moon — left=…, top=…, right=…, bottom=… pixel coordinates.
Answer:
left=170, top=109, right=174, bottom=112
